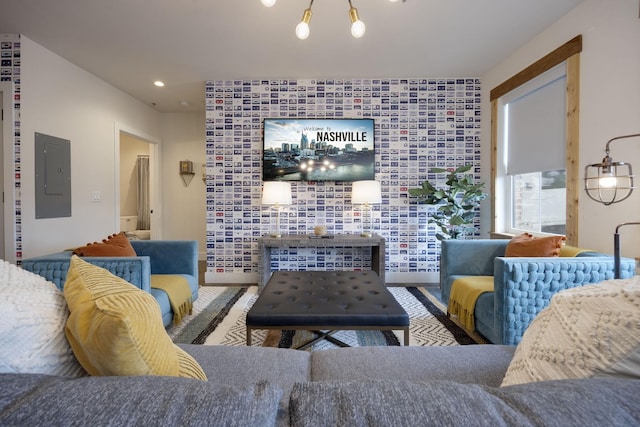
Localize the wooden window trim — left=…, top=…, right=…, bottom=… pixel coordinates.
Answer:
left=490, top=35, right=582, bottom=101
left=490, top=35, right=581, bottom=245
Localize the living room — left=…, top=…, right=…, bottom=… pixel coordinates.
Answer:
left=1, top=1, right=639, bottom=424
left=1, top=0, right=638, bottom=282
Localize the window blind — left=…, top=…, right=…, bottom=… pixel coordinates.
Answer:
left=505, top=65, right=566, bottom=175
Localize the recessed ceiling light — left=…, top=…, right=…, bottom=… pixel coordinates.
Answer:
left=154, top=80, right=165, bottom=87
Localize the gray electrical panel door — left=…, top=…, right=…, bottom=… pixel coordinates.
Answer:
left=35, top=133, right=71, bottom=219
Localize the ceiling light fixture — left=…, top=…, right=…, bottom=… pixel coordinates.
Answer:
left=296, top=1, right=313, bottom=40
left=262, top=0, right=401, bottom=40
left=154, top=80, right=165, bottom=87
left=348, top=0, right=365, bottom=38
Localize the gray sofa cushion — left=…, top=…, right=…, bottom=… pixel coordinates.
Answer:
left=180, top=344, right=311, bottom=385
left=311, top=345, right=516, bottom=387
left=290, top=378, right=640, bottom=427
left=180, top=344, right=310, bottom=426
left=0, top=373, right=281, bottom=426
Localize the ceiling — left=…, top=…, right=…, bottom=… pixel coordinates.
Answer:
left=1, top=0, right=584, bottom=113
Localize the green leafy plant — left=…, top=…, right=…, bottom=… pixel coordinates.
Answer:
left=409, top=165, right=487, bottom=240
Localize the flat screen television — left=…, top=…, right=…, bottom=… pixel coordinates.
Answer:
left=262, top=118, right=375, bottom=182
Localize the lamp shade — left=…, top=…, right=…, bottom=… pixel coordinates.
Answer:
left=352, top=180, right=381, bottom=204
left=584, top=160, right=634, bottom=205
left=583, top=133, right=640, bottom=205
left=261, top=181, right=292, bottom=205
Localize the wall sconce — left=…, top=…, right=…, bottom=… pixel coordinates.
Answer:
left=179, top=160, right=195, bottom=187
left=584, top=133, right=640, bottom=205
left=352, top=180, right=381, bottom=237
left=262, top=181, right=292, bottom=238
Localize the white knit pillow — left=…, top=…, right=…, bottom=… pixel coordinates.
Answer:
left=0, top=260, right=85, bottom=377
left=502, top=276, right=640, bottom=386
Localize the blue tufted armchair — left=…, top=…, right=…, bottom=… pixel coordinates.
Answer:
left=22, top=240, right=199, bottom=328
left=439, top=239, right=635, bottom=345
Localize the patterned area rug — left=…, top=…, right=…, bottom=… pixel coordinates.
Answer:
left=168, top=286, right=483, bottom=349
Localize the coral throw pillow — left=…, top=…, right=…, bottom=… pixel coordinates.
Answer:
left=63, top=256, right=206, bottom=380
left=501, top=276, right=640, bottom=386
left=504, top=232, right=566, bottom=257
left=72, top=232, right=136, bottom=257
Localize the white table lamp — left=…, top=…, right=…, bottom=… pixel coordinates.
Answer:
left=262, top=181, right=292, bottom=238
left=352, top=180, right=381, bottom=237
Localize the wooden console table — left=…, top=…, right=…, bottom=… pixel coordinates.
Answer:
left=257, top=234, right=386, bottom=292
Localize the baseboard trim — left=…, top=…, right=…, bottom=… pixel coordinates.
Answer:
left=204, top=271, right=438, bottom=285
left=205, top=272, right=258, bottom=285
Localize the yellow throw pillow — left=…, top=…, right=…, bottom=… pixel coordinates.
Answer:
left=63, top=256, right=206, bottom=380
left=504, top=232, right=566, bottom=257
left=501, top=276, right=640, bottom=386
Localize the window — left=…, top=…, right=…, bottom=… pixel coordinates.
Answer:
left=512, top=170, right=566, bottom=234
left=500, top=64, right=567, bottom=235
left=490, top=36, right=581, bottom=242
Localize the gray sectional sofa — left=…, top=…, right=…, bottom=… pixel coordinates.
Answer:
left=2, top=345, right=639, bottom=426
left=4, top=247, right=639, bottom=426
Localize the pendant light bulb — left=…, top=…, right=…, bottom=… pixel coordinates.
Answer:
left=598, top=156, right=618, bottom=188
left=349, top=7, right=365, bottom=38
left=599, top=174, right=618, bottom=188
left=296, top=8, right=312, bottom=39
left=261, top=0, right=276, bottom=7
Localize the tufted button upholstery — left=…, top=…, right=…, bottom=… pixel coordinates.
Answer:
left=247, top=271, right=409, bottom=328
left=441, top=239, right=636, bottom=345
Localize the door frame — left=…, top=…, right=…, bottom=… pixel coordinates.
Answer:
left=114, top=122, right=162, bottom=239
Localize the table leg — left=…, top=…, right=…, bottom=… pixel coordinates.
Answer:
left=371, top=242, right=385, bottom=283
left=258, top=246, right=272, bottom=293
left=295, top=330, right=350, bottom=350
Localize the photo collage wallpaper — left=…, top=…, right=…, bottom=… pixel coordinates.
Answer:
left=205, top=78, right=482, bottom=281
left=0, top=34, right=22, bottom=261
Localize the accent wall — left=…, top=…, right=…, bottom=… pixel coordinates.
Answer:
left=204, top=78, right=482, bottom=284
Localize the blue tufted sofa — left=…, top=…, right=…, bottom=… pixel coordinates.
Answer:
left=440, top=239, right=635, bottom=345
left=21, top=240, right=199, bottom=327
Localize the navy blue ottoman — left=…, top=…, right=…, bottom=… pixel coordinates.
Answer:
left=246, top=271, right=410, bottom=348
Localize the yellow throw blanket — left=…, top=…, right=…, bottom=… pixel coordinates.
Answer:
left=558, top=245, right=592, bottom=257
left=448, top=276, right=494, bottom=332
left=151, top=275, right=193, bottom=325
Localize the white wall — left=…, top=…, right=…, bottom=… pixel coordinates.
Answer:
left=481, top=0, right=640, bottom=258
left=159, top=112, right=206, bottom=259
left=19, top=35, right=162, bottom=257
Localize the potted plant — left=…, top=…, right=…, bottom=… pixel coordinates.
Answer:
left=409, top=164, right=487, bottom=240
